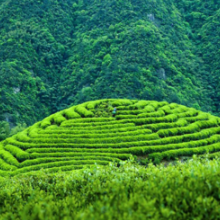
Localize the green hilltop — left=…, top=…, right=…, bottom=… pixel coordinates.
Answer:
left=0, top=0, right=219, bottom=127
left=1, top=99, right=220, bottom=176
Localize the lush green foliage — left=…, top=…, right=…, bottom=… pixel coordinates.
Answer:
left=0, top=158, right=220, bottom=219
left=174, top=0, right=220, bottom=113
left=0, top=122, right=26, bottom=141
left=0, top=99, right=220, bottom=175
left=0, top=0, right=219, bottom=128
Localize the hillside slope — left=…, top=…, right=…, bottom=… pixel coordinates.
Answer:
left=173, top=0, right=220, bottom=113
left=1, top=99, right=220, bottom=176
left=0, top=0, right=214, bottom=126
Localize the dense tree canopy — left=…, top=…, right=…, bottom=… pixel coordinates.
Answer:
left=0, top=0, right=218, bottom=126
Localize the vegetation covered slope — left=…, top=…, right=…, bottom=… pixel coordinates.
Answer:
left=0, top=0, right=216, bottom=127
left=174, top=0, right=220, bottom=113
left=1, top=99, right=220, bottom=176
left=1, top=158, right=220, bottom=219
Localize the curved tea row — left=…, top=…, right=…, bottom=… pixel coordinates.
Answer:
left=0, top=99, right=220, bottom=176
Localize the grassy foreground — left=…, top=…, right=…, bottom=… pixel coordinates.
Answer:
left=0, top=157, right=220, bottom=219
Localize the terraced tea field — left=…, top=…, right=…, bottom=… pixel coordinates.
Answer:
left=0, top=99, right=220, bottom=176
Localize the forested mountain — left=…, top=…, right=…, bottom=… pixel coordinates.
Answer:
left=174, top=0, right=220, bottom=113
left=0, top=0, right=219, bottom=127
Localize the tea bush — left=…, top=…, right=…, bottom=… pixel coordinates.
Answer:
left=0, top=99, right=220, bottom=176
left=0, top=158, right=220, bottom=219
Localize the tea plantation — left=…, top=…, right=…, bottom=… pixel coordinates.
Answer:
left=1, top=159, right=220, bottom=219
left=0, top=99, right=220, bottom=176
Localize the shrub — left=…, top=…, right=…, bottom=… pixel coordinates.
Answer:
left=31, top=133, right=159, bottom=144
left=86, top=100, right=101, bottom=109
left=0, top=149, right=19, bottom=166
left=74, top=106, right=94, bottom=117
left=54, top=113, right=66, bottom=125
left=145, top=119, right=188, bottom=132
left=184, top=112, right=208, bottom=122
left=61, top=120, right=122, bottom=127
left=19, top=156, right=121, bottom=168
left=61, top=122, right=136, bottom=130
left=161, top=105, right=171, bottom=113
left=62, top=117, right=115, bottom=124
left=111, top=99, right=133, bottom=107
left=178, top=109, right=198, bottom=118
left=13, top=160, right=110, bottom=174
left=4, top=145, right=29, bottom=161
left=64, top=107, right=81, bottom=119
left=31, top=128, right=152, bottom=139
left=170, top=106, right=188, bottom=114
left=148, top=142, right=220, bottom=163
left=195, top=117, right=219, bottom=129
left=144, top=105, right=155, bottom=112
left=115, top=115, right=137, bottom=120
left=157, top=122, right=200, bottom=137
left=116, top=110, right=145, bottom=115
left=134, top=101, right=150, bottom=109
left=122, top=114, right=178, bottom=125
left=40, top=116, right=53, bottom=129
left=15, top=132, right=31, bottom=142
left=0, top=158, right=17, bottom=171
left=137, top=110, right=165, bottom=118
